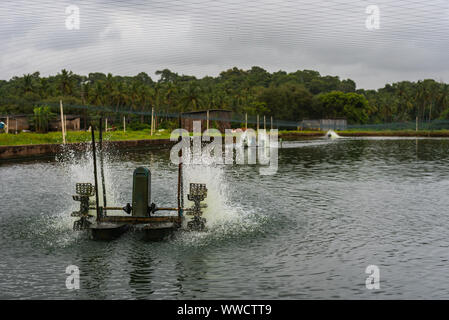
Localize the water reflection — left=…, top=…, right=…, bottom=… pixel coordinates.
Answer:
left=127, top=242, right=155, bottom=298
left=76, top=241, right=118, bottom=299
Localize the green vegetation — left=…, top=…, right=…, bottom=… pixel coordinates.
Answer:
left=3, top=67, right=446, bottom=128
left=0, top=130, right=172, bottom=146
left=5, top=128, right=449, bottom=147
left=1, top=66, right=449, bottom=134
left=33, top=105, right=54, bottom=133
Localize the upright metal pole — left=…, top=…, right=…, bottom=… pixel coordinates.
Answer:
left=91, top=127, right=101, bottom=221
left=177, top=114, right=183, bottom=218
left=60, top=100, right=66, bottom=144
left=256, top=114, right=259, bottom=145
left=123, top=116, right=126, bottom=132
left=151, top=107, right=154, bottom=136
left=99, top=118, right=107, bottom=215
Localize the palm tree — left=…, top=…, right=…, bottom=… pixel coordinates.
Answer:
left=22, top=74, right=34, bottom=94
left=139, top=85, right=152, bottom=123
left=90, top=81, right=105, bottom=106
left=153, top=82, right=162, bottom=111
left=163, top=82, right=178, bottom=118
left=104, top=73, right=115, bottom=106
left=59, top=69, right=75, bottom=96
left=111, top=81, right=127, bottom=112
left=128, top=81, right=142, bottom=115
left=179, top=83, right=203, bottom=112
left=39, top=78, right=50, bottom=98
left=436, top=83, right=449, bottom=119
left=33, top=106, right=54, bottom=133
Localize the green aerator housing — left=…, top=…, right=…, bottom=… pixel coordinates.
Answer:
left=132, top=167, right=151, bottom=217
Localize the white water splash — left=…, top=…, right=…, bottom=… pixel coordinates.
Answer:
left=325, top=130, right=340, bottom=139
left=179, top=150, right=267, bottom=245
left=57, top=145, right=123, bottom=216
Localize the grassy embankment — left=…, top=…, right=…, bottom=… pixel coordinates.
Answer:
left=278, top=129, right=449, bottom=140
left=336, top=129, right=449, bottom=137
left=2, top=129, right=449, bottom=146
left=0, top=130, right=172, bottom=146
left=0, top=129, right=323, bottom=146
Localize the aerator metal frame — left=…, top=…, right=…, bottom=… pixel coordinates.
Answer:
left=70, top=117, right=208, bottom=240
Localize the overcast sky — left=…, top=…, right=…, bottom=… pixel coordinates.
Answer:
left=1, top=0, right=449, bottom=89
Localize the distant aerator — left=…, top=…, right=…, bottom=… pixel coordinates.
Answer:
left=325, top=130, right=340, bottom=139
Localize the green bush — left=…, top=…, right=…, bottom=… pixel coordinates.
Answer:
left=33, top=105, right=55, bottom=133
left=128, top=122, right=151, bottom=131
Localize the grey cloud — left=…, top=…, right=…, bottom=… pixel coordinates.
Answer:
left=1, top=0, right=449, bottom=89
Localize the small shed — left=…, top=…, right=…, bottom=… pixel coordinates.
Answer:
left=50, top=115, right=81, bottom=131
left=181, top=109, right=232, bottom=133
left=0, top=115, right=30, bottom=132
left=299, top=119, right=347, bottom=131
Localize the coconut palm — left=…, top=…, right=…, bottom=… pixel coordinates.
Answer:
left=59, top=69, right=75, bottom=96
left=22, top=74, right=34, bottom=94
left=163, top=82, right=178, bottom=117
left=179, top=83, right=203, bottom=112
left=90, top=81, right=106, bottom=106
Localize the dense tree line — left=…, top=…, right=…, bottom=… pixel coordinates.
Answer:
left=1, top=66, right=448, bottom=128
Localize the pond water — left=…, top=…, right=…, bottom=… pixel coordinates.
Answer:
left=2, top=137, right=449, bottom=299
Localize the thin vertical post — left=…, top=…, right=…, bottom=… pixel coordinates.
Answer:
left=91, top=127, right=101, bottom=221
left=105, top=118, right=108, bottom=132
left=245, top=113, right=247, bottom=130
left=123, top=116, right=126, bottom=132
left=264, top=115, right=266, bottom=130
left=177, top=114, right=183, bottom=219
left=416, top=116, right=418, bottom=132
left=151, top=107, right=154, bottom=136
left=60, top=100, right=66, bottom=144
left=256, top=114, right=259, bottom=145
left=15, top=119, right=17, bottom=134
left=6, top=116, right=8, bottom=134
left=271, top=116, right=273, bottom=131
left=99, top=118, right=107, bottom=215
left=207, top=110, right=209, bottom=131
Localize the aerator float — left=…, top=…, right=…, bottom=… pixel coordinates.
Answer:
left=70, top=118, right=207, bottom=241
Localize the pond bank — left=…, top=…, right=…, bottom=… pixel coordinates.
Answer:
left=0, top=139, right=175, bottom=161
left=338, top=130, right=449, bottom=137
left=2, top=130, right=449, bottom=160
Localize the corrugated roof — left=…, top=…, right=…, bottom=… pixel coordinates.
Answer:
left=181, top=109, right=231, bottom=115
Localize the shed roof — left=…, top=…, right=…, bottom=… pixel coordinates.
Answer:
left=181, top=109, right=231, bottom=115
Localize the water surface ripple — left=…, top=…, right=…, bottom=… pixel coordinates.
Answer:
left=1, top=137, right=449, bottom=299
